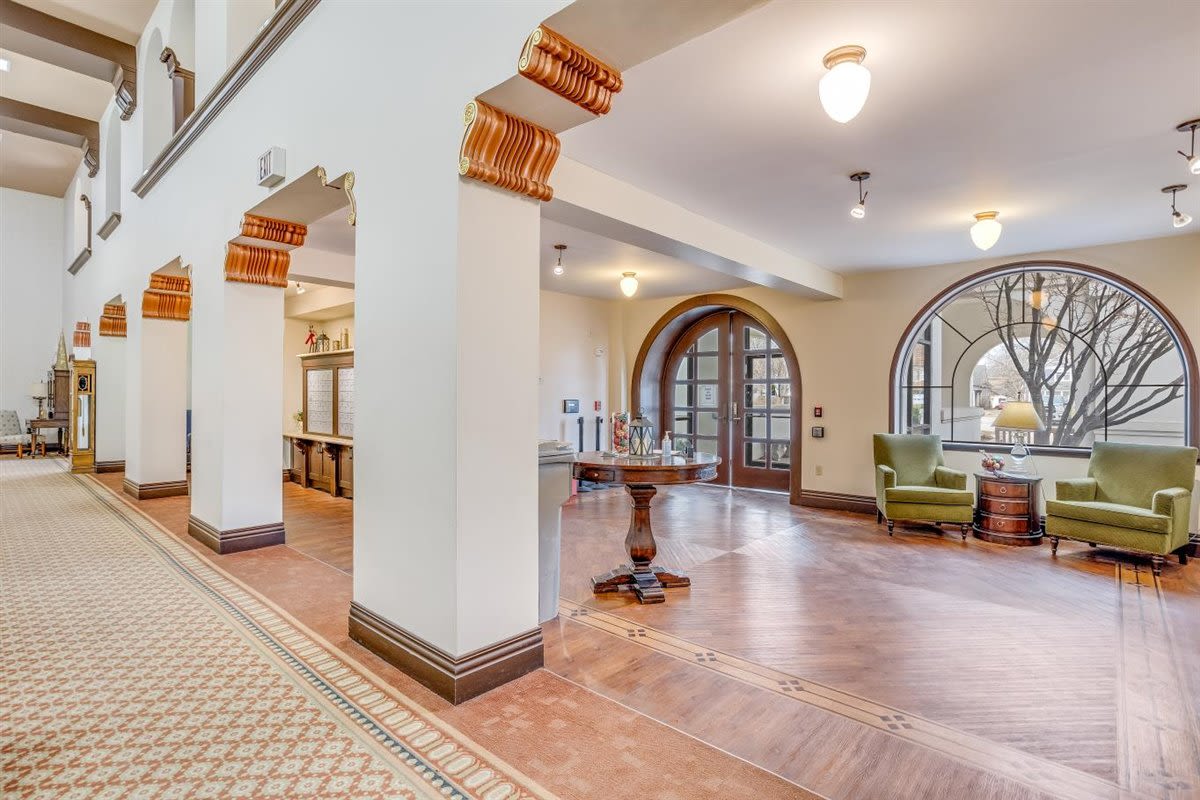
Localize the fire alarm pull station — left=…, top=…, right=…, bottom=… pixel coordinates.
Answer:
left=814, top=406, right=823, bottom=418
left=594, top=400, right=602, bottom=412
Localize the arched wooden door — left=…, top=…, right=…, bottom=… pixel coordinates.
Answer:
left=661, top=310, right=792, bottom=491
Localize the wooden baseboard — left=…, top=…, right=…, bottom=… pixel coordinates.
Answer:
left=122, top=477, right=189, bottom=499
left=95, top=460, right=125, bottom=473
left=800, top=490, right=876, bottom=515
left=283, top=468, right=291, bottom=482
left=187, top=514, right=285, bottom=554
left=348, top=601, right=543, bottom=705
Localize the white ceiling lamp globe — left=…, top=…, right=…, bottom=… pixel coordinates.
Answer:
left=1188, top=155, right=1200, bottom=176
left=619, top=271, right=639, bottom=297
left=970, top=211, right=1003, bottom=251
left=850, top=202, right=866, bottom=219
left=819, top=45, right=871, bottom=123
left=1173, top=210, right=1193, bottom=228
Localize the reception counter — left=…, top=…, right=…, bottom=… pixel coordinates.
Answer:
left=285, top=432, right=353, bottom=498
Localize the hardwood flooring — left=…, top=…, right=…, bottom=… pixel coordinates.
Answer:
left=86, top=467, right=1200, bottom=799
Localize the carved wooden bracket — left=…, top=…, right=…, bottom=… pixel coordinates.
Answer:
left=143, top=273, right=191, bottom=321
left=240, top=214, right=307, bottom=246
left=98, top=302, right=127, bottom=337
left=224, top=242, right=291, bottom=287
left=458, top=99, right=559, bottom=201
left=518, top=26, right=622, bottom=115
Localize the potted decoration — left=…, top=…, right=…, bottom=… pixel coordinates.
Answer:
left=611, top=411, right=629, bottom=455
left=293, top=410, right=304, bottom=431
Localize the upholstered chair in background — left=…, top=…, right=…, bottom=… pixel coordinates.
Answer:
left=0, top=409, right=30, bottom=455
left=873, top=433, right=974, bottom=540
left=1046, top=441, right=1197, bottom=576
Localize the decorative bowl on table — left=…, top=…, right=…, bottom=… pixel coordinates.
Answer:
left=980, top=450, right=1005, bottom=473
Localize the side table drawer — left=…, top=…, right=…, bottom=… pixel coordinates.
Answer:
left=980, top=479, right=1029, bottom=498
left=981, top=497, right=1029, bottom=515
left=576, top=466, right=615, bottom=483
left=980, top=512, right=1031, bottom=533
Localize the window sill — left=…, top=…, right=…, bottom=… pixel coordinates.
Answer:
left=942, top=441, right=1092, bottom=459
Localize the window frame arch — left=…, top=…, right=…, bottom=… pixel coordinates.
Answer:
left=889, top=260, right=1199, bottom=457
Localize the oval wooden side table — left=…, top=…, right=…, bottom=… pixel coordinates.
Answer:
left=973, top=472, right=1043, bottom=546
left=572, top=451, right=720, bottom=604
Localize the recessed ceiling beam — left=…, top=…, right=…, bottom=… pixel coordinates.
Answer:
left=0, top=97, right=99, bottom=176
left=0, top=0, right=136, bottom=119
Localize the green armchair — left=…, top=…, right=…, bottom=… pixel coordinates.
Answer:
left=1046, top=441, right=1197, bottom=576
left=873, top=434, right=973, bottom=540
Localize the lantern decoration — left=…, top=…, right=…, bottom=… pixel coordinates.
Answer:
left=629, top=409, right=655, bottom=457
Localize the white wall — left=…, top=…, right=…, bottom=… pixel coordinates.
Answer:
left=0, top=189, right=64, bottom=424
left=539, top=290, right=610, bottom=445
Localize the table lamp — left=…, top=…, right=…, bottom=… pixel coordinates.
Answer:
left=993, top=400, right=1045, bottom=473
left=30, top=381, right=48, bottom=419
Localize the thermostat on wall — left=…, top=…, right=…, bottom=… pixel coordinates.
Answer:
left=563, top=399, right=579, bottom=413
left=811, top=426, right=825, bottom=438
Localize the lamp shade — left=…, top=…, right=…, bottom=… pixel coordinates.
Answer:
left=993, top=401, right=1045, bottom=431
left=30, top=381, right=47, bottom=397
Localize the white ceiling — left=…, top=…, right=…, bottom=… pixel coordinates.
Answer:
left=0, top=49, right=113, bottom=120
left=540, top=218, right=750, bottom=299
left=0, top=127, right=82, bottom=196
left=303, top=208, right=356, bottom=255
left=560, top=0, right=1200, bottom=272
left=14, top=0, right=156, bottom=44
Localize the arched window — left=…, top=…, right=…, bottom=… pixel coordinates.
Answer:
left=892, top=263, right=1195, bottom=452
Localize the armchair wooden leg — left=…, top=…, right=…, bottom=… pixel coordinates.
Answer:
left=1050, top=536, right=1059, bottom=556
left=886, top=519, right=894, bottom=536
left=1088, top=542, right=1097, bottom=548
left=1151, top=555, right=1164, bottom=578
left=960, top=524, right=969, bottom=542
left=1180, top=552, right=1189, bottom=565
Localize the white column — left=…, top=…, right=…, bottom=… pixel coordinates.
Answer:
left=189, top=260, right=285, bottom=553
left=351, top=179, right=541, bottom=702
left=93, top=333, right=126, bottom=469
left=124, top=312, right=188, bottom=496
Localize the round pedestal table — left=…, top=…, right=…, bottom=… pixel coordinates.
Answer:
left=572, top=451, right=720, bottom=604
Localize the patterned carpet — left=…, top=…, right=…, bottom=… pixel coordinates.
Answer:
left=0, top=458, right=554, bottom=799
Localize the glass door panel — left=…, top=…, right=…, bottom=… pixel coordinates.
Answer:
left=731, top=313, right=790, bottom=490
left=662, top=314, right=731, bottom=485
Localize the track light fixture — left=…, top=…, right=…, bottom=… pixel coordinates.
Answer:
left=848, top=172, right=870, bottom=219
left=553, top=243, right=566, bottom=276
left=1162, top=184, right=1191, bottom=228
left=295, top=282, right=306, bottom=294
left=1177, top=119, right=1200, bottom=176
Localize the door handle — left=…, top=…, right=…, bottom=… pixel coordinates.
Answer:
left=731, top=401, right=742, bottom=421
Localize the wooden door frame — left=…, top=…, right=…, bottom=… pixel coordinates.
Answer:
left=660, top=311, right=733, bottom=486
left=631, top=294, right=803, bottom=505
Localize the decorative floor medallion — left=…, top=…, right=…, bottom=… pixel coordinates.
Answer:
left=0, top=459, right=554, bottom=800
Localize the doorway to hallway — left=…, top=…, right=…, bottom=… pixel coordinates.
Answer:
left=661, top=310, right=792, bottom=491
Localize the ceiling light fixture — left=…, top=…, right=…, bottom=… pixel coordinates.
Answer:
left=619, top=271, right=638, bottom=298
left=553, top=243, right=566, bottom=276
left=970, top=211, right=1003, bottom=251
left=0, top=57, right=10, bottom=72
left=295, top=282, right=306, bottom=294
left=849, top=171, right=870, bottom=218
left=1177, top=119, right=1200, bottom=176
left=819, top=45, right=871, bottom=123
left=1162, top=184, right=1191, bottom=228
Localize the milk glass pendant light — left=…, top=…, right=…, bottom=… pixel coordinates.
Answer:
left=619, top=271, right=639, bottom=297
left=970, top=211, right=1003, bottom=251
left=553, top=243, right=566, bottom=276
left=849, top=171, right=870, bottom=218
left=1177, top=119, right=1200, bottom=176
left=819, top=45, right=871, bottom=123
left=1163, top=184, right=1191, bottom=228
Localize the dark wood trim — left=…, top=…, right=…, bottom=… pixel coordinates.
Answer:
left=132, top=0, right=322, bottom=198
left=283, top=467, right=291, bottom=482
left=887, top=260, right=1200, bottom=456
left=187, top=514, right=285, bottom=554
left=122, top=477, right=188, bottom=499
left=0, top=97, right=99, bottom=172
left=348, top=601, right=544, bottom=705
left=799, top=490, right=876, bottom=515
left=97, top=212, right=121, bottom=240
left=94, top=459, right=125, bottom=473
left=67, top=248, right=92, bottom=275
left=630, top=293, right=803, bottom=504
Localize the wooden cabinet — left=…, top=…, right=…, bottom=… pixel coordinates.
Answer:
left=286, top=435, right=352, bottom=498
left=973, top=473, right=1042, bottom=546
left=290, top=351, right=354, bottom=499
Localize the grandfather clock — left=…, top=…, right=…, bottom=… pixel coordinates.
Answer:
left=69, top=359, right=96, bottom=473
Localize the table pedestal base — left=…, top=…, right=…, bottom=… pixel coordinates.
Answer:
left=592, top=562, right=690, bottom=604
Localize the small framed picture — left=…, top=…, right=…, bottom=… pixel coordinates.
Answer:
left=811, top=426, right=825, bottom=438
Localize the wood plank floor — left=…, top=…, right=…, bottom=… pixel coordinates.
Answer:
left=87, top=467, right=1200, bottom=799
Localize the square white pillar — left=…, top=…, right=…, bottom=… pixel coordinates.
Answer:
left=124, top=313, right=189, bottom=498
